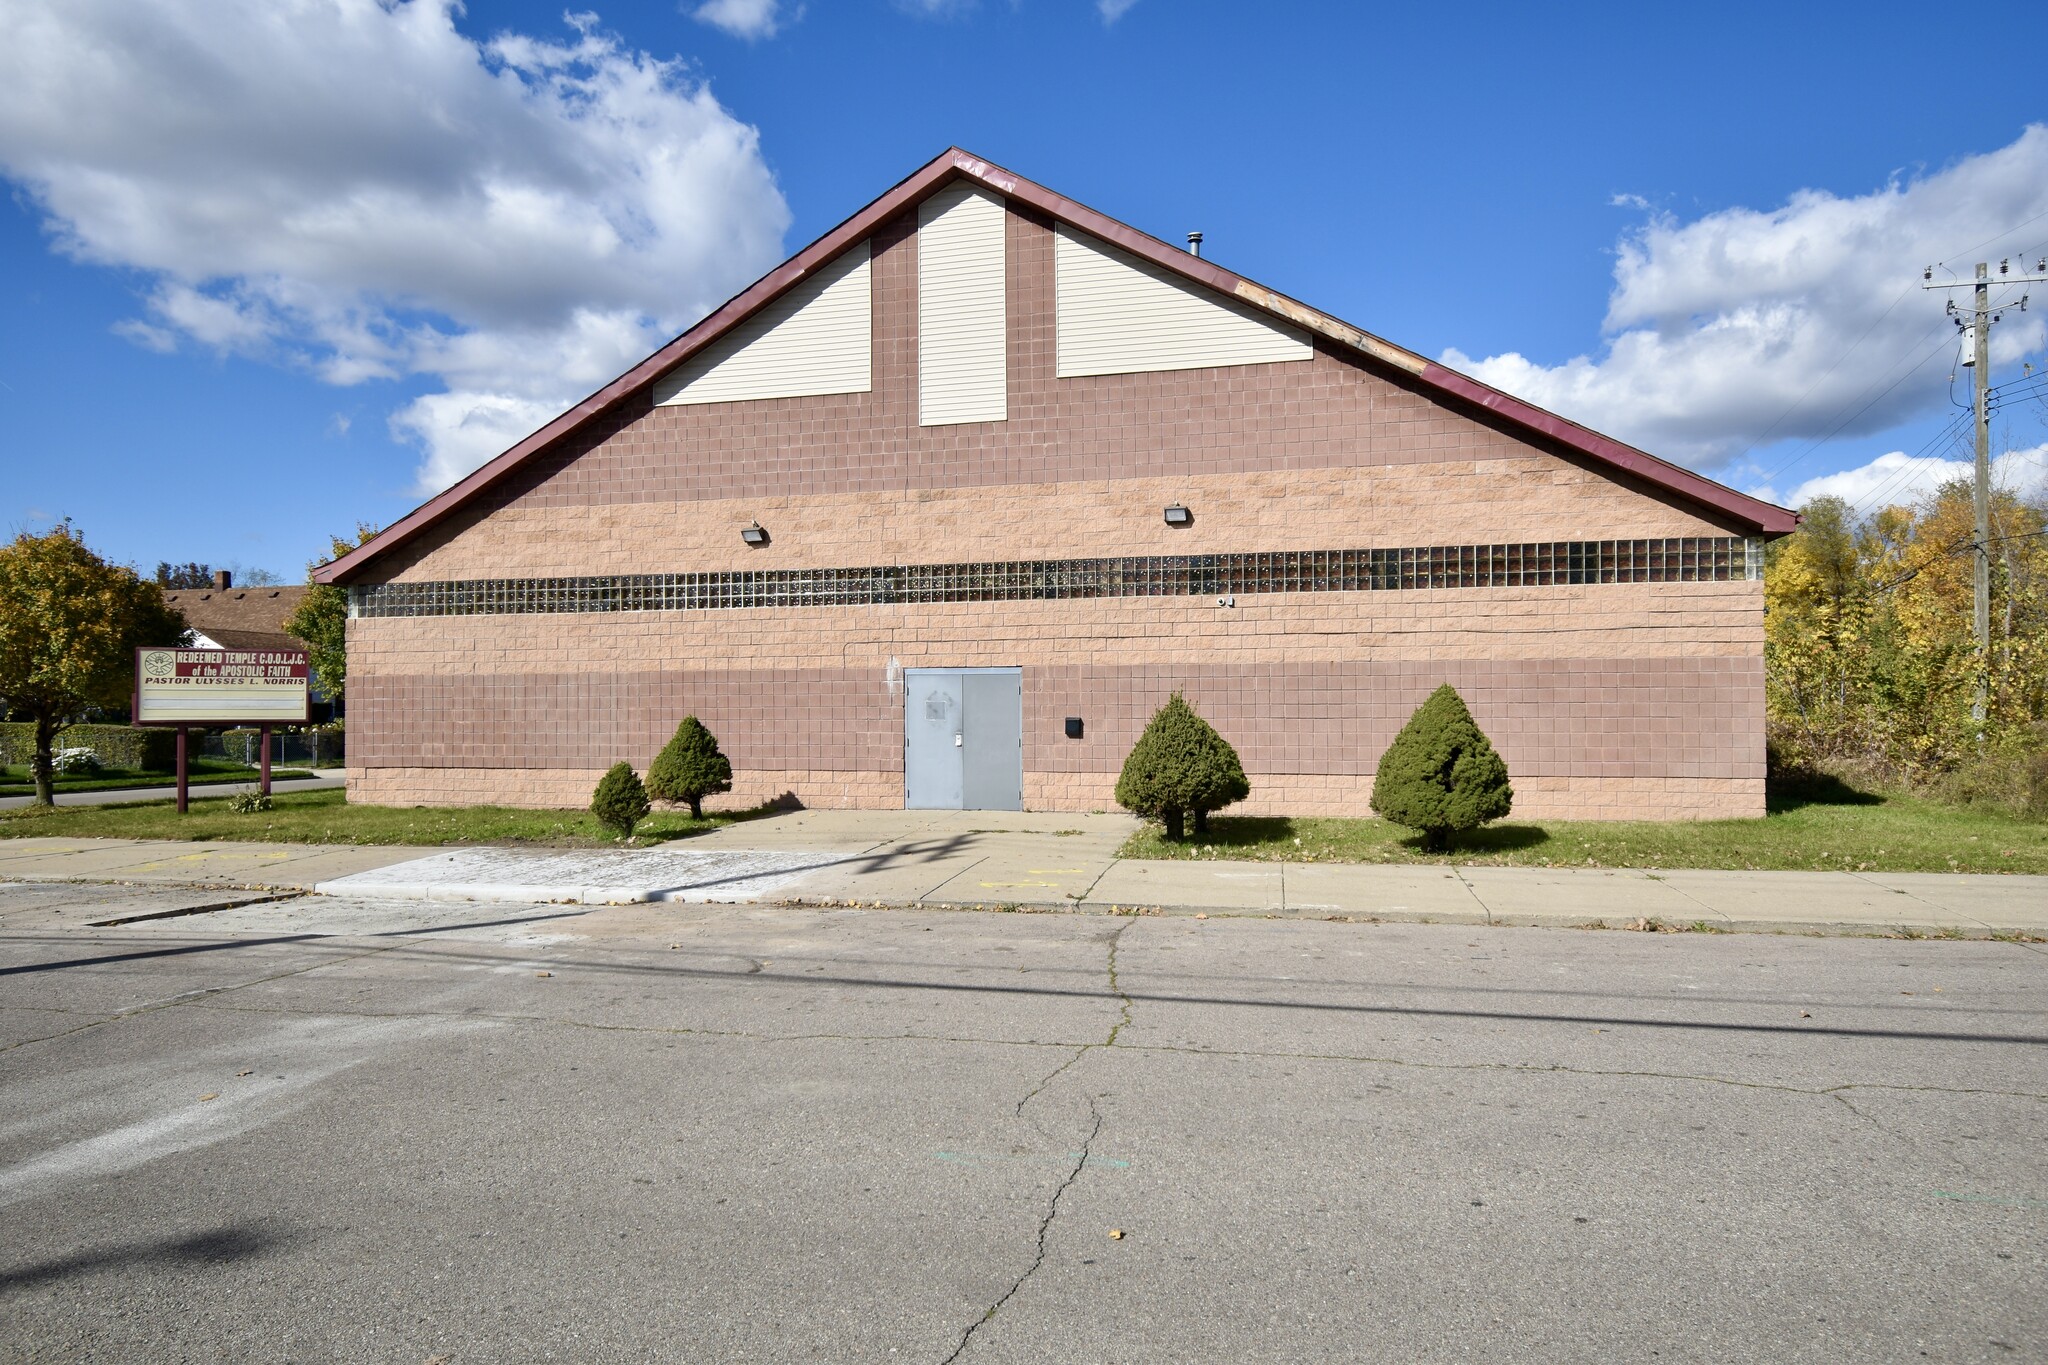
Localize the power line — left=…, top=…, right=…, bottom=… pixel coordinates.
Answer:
left=1760, top=326, right=1964, bottom=487
left=1846, top=412, right=1973, bottom=517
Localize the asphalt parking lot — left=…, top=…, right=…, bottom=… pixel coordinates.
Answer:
left=1, top=881, right=2042, bottom=1363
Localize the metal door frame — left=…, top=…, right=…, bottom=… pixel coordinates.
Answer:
left=903, top=666, right=1023, bottom=810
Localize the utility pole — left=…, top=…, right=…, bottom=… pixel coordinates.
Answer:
left=1922, top=256, right=2047, bottom=729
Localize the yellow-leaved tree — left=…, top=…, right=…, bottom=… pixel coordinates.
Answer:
left=1764, top=480, right=2048, bottom=781
left=0, top=524, right=189, bottom=805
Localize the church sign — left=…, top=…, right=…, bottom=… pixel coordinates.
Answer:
left=134, top=647, right=311, bottom=727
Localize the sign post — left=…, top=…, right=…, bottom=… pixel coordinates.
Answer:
left=134, top=648, right=311, bottom=811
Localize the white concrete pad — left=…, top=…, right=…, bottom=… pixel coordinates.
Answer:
left=313, top=846, right=835, bottom=904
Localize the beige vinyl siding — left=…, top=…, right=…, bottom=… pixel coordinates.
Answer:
left=654, top=243, right=872, bottom=407
left=918, top=185, right=1007, bottom=426
left=1055, top=226, right=1311, bottom=377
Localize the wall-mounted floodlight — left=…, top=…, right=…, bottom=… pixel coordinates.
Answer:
left=1163, top=504, right=1193, bottom=527
left=741, top=521, right=770, bottom=547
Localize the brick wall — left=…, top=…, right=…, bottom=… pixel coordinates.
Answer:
left=345, top=203, right=1769, bottom=821
left=348, top=581, right=1765, bottom=820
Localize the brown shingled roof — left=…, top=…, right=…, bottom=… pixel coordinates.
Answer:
left=161, top=585, right=311, bottom=654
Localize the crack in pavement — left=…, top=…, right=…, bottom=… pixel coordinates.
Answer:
left=0, top=940, right=409, bottom=1056
left=940, top=1101, right=1103, bottom=1365
left=1013, top=918, right=1135, bottom=1119
left=1828, top=1090, right=1975, bottom=1172
left=1448, top=867, right=1493, bottom=923
left=181, top=997, right=2048, bottom=1105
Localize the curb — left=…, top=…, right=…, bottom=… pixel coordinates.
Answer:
left=762, top=894, right=2041, bottom=941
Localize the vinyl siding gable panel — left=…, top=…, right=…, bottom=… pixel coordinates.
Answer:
left=1055, top=226, right=1311, bottom=378
left=654, top=243, right=872, bottom=407
left=918, top=185, right=1007, bottom=426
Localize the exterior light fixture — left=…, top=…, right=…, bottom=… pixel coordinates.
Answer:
left=1064, top=717, right=1084, bottom=739
left=741, top=521, right=770, bottom=546
left=1163, top=503, right=1192, bottom=527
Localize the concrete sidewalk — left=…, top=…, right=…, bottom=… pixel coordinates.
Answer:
left=3, top=809, right=2043, bottom=938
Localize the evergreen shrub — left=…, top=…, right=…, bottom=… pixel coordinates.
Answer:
left=591, top=762, right=651, bottom=839
left=1370, top=684, right=1513, bottom=851
left=646, top=716, right=733, bottom=819
left=1114, top=692, right=1250, bottom=840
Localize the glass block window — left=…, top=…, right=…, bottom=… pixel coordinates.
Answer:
left=349, top=536, right=1756, bottom=619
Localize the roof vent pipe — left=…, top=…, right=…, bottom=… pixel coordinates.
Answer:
left=1186, top=231, right=1203, bottom=258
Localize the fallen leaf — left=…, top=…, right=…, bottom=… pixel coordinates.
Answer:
left=1108, top=1228, right=1125, bottom=1240
left=1195, top=913, right=1208, bottom=920
left=535, top=971, right=552, bottom=978
left=1800, top=1011, right=1811, bottom=1019
left=198, top=1093, right=219, bottom=1102
left=237, top=1070, right=253, bottom=1077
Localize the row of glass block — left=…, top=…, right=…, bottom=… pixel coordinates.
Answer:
left=350, top=537, right=1759, bottom=618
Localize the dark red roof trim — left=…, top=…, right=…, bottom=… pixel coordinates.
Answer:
left=318, top=149, right=1794, bottom=585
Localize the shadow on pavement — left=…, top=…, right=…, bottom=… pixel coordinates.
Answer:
left=0, top=1223, right=294, bottom=1293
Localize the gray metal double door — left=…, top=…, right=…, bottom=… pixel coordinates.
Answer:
left=904, top=668, right=1023, bottom=810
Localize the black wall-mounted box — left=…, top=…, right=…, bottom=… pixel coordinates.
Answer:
left=1064, top=717, right=1084, bottom=739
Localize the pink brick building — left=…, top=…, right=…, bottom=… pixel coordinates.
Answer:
left=317, top=150, right=1796, bottom=821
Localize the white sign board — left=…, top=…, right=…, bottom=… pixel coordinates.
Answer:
left=134, top=647, right=311, bottom=726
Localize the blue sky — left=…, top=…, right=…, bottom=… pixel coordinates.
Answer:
left=3, top=0, right=2046, bottom=580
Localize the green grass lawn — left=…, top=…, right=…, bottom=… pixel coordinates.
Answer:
left=0, top=761, right=313, bottom=798
left=1119, top=774, right=2048, bottom=875
left=0, top=785, right=763, bottom=848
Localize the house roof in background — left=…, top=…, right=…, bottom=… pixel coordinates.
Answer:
left=161, top=585, right=310, bottom=653
left=316, top=147, right=1797, bottom=586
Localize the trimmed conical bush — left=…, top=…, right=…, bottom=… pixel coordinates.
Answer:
left=591, top=761, right=651, bottom=840
left=646, top=715, right=733, bottom=819
left=1370, top=684, right=1513, bottom=852
left=1114, top=692, right=1251, bottom=841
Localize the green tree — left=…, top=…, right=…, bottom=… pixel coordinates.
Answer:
left=0, top=524, right=188, bottom=805
left=590, top=762, right=651, bottom=839
left=287, top=523, right=379, bottom=705
left=1370, top=684, right=1513, bottom=852
left=1114, top=692, right=1250, bottom=840
left=154, top=561, right=213, bottom=588
left=645, top=715, right=733, bottom=819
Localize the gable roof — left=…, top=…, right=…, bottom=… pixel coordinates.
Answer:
left=318, top=148, right=1796, bottom=585
left=161, top=585, right=310, bottom=652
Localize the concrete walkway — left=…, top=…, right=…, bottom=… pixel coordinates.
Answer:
left=3, top=809, right=2043, bottom=938
left=0, top=767, right=346, bottom=812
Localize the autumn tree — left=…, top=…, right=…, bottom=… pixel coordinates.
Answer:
left=0, top=524, right=189, bottom=805
left=287, top=523, right=379, bottom=706
left=1764, top=479, right=2048, bottom=777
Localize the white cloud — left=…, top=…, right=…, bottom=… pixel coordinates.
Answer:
left=692, top=0, right=792, bottom=40
left=1098, top=0, right=1141, bottom=21
left=0, top=0, right=790, bottom=493
left=895, top=0, right=978, bottom=17
left=1442, top=126, right=2048, bottom=474
left=1754, top=442, right=2048, bottom=513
